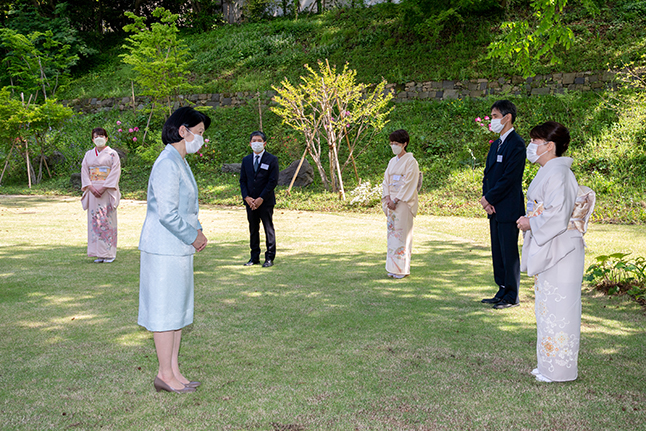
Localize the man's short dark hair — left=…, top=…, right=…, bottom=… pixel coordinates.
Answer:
left=389, top=129, right=410, bottom=148
left=162, top=107, right=211, bottom=145
left=250, top=131, right=266, bottom=141
left=491, top=100, right=517, bottom=124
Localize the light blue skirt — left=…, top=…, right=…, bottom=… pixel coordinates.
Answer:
left=138, top=251, right=194, bottom=332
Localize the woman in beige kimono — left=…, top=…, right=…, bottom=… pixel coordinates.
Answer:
left=382, top=129, right=419, bottom=279
left=81, top=127, right=121, bottom=263
left=516, top=121, right=587, bottom=383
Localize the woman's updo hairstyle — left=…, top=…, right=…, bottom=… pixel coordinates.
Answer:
left=162, top=106, right=212, bottom=145
left=529, top=121, right=570, bottom=157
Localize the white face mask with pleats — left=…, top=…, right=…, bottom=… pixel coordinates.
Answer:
left=251, top=142, right=265, bottom=153
left=391, top=144, right=403, bottom=155
left=94, top=137, right=107, bottom=147
left=184, top=127, right=204, bottom=154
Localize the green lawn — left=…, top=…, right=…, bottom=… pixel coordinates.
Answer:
left=1, top=196, right=644, bottom=430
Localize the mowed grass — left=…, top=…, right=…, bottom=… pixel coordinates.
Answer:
left=0, top=195, right=645, bottom=430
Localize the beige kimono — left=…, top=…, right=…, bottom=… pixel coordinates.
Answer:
left=382, top=152, right=419, bottom=276
left=521, top=157, right=584, bottom=382
left=81, top=146, right=121, bottom=259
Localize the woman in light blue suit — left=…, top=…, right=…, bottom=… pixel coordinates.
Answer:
left=138, top=107, right=210, bottom=394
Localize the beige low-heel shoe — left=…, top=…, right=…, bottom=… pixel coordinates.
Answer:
left=154, top=376, right=196, bottom=393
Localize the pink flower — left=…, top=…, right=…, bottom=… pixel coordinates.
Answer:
left=133, top=137, right=137, bottom=142
left=480, top=123, right=484, bottom=127
left=484, top=116, right=490, bottom=120
left=205, top=139, right=210, bottom=143
left=199, top=153, right=203, bottom=157
left=475, top=117, right=481, bottom=122
left=344, top=111, right=351, bottom=117
left=129, top=128, right=134, bottom=133
left=118, top=128, right=122, bottom=133
left=134, top=127, right=139, bottom=132
left=488, top=124, right=492, bottom=131
left=117, top=121, right=122, bottom=125
left=489, top=140, right=494, bottom=144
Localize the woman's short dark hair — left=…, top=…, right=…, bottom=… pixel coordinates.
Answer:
left=250, top=130, right=266, bottom=141
left=491, top=100, right=517, bottom=124
left=92, top=128, right=108, bottom=139
left=529, top=121, right=570, bottom=157
left=389, top=129, right=410, bottom=148
left=162, top=107, right=212, bottom=145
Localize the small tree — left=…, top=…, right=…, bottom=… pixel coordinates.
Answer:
left=272, top=60, right=393, bottom=200
left=121, top=7, right=196, bottom=117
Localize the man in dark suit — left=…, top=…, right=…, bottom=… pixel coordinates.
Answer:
left=240, top=131, right=279, bottom=267
left=480, top=100, right=526, bottom=309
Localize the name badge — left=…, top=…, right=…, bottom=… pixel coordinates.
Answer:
left=527, top=201, right=534, bottom=213
left=260, top=163, right=269, bottom=170
left=497, top=155, right=503, bottom=163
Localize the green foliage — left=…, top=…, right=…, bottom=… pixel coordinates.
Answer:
left=0, top=27, right=79, bottom=101
left=272, top=60, right=393, bottom=197
left=585, top=252, right=646, bottom=303
left=121, top=7, right=196, bottom=115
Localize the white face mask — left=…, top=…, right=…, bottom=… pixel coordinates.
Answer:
left=251, top=142, right=265, bottom=153
left=184, top=128, right=204, bottom=154
left=94, top=137, right=107, bottom=147
left=391, top=144, right=403, bottom=156
left=526, top=142, right=545, bottom=163
left=490, top=118, right=505, bottom=134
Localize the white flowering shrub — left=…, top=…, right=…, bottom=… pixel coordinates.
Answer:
left=349, top=181, right=383, bottom=207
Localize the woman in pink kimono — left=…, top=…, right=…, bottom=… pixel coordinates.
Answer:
left=81, top=127, right=121, bottom=263
left=382, top=129, right=419, bottom=279
left=516, top=121, right=587, bottom=383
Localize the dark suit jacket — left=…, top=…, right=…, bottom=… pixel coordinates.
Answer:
left=482, top=129, right=526, bottom=223
left=240, top=151, right=279, bottom=207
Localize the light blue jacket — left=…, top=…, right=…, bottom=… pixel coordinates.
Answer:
left=139, top=145, right=202, bottom=256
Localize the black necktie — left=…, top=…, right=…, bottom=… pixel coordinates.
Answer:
left=497, top=138, right=503, bottom=153
left=254, top=155, right=259, bottom=172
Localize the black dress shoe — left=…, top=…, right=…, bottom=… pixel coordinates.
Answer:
left=262, top=260, right=273, bottom=267
left=244, top=259, right=259, bottom=266
left=493, top=301, right=520, bottom=309
left=481, top=297, right=502, bottom=304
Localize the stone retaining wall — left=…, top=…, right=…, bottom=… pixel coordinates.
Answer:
left=61, top=70, right=618, bottom=115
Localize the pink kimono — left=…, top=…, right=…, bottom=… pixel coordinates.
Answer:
left=81, top=146, right=121, bottom=260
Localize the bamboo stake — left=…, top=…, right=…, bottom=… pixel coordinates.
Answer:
left=25, top=139, right=32, bottom=189
left=131, top=81, right=136, bottom=113
left=142, top=104, right=155, bottom=145
left=257, top=92, right=263, bottom=131
left=0, top=143, right=15, bottom=185
left=287, top=146, right=308, bottom=195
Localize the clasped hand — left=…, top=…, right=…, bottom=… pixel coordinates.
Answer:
left=480, top=196, right=496, bottom=215
left=385, top=196, right=397, bottom=210
left=244, top=196, right=264, bottom=210
left=516, top=216, right=531, bottom=232
left=192, top=230, right=208, bottom=252
left=88, top=185, right=106, bottom=198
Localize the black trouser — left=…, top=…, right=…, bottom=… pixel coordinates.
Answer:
left=489, top=215, right=521, bottom=303
left=246, top=204, right=276, bottom=262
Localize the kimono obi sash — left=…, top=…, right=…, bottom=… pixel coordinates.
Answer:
left=527, top=186, right=596, bottom=236
left=89, top=166, right=111, bottom=182
left=388, top=174, right=406, bottom=194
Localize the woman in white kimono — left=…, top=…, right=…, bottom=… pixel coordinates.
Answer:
left=81, top=128, right=121, bottom=263
left=138, top=107, right=210, bottom=394
left=382, top=129, right=419, bottom=279
left=516, top=121, right=584, bottom=383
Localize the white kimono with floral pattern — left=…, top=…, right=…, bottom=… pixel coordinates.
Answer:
left=81, top=146, right=121, bottom=260
left=521, top=157, right=584, bottom=382
left=382, top=152, right=419, bottom=276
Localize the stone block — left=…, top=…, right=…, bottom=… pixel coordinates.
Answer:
left=603, top=71, right=616, bottom=81
left=588, top=75, right=599, bottom=83
left=479, top=82, right=487, bottom=90
left=531, top=87, right=550, bottom=96
left=512, top=75, right=524, bottom=84
left=488, top=81, right=500, bottom=89
left=470, top=90, right=484, bottom=97
left=418, top=92, right=430, bottom=99
left=221, top=163, right=242, bottom=174
left=574, top=77, right=585, bottom=84
left=222, top=98, right=232, bottom=106
left=563, top=73, right=576, bottom=85
left=435, top=91, right=444, bottom=99
left=442, top=80, right=454, bottom=89
left=443, top=89, right=458, bottom=99
left=430, top=81, right=442, bottom=89
left=90, top=98, right=98, bottom=105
